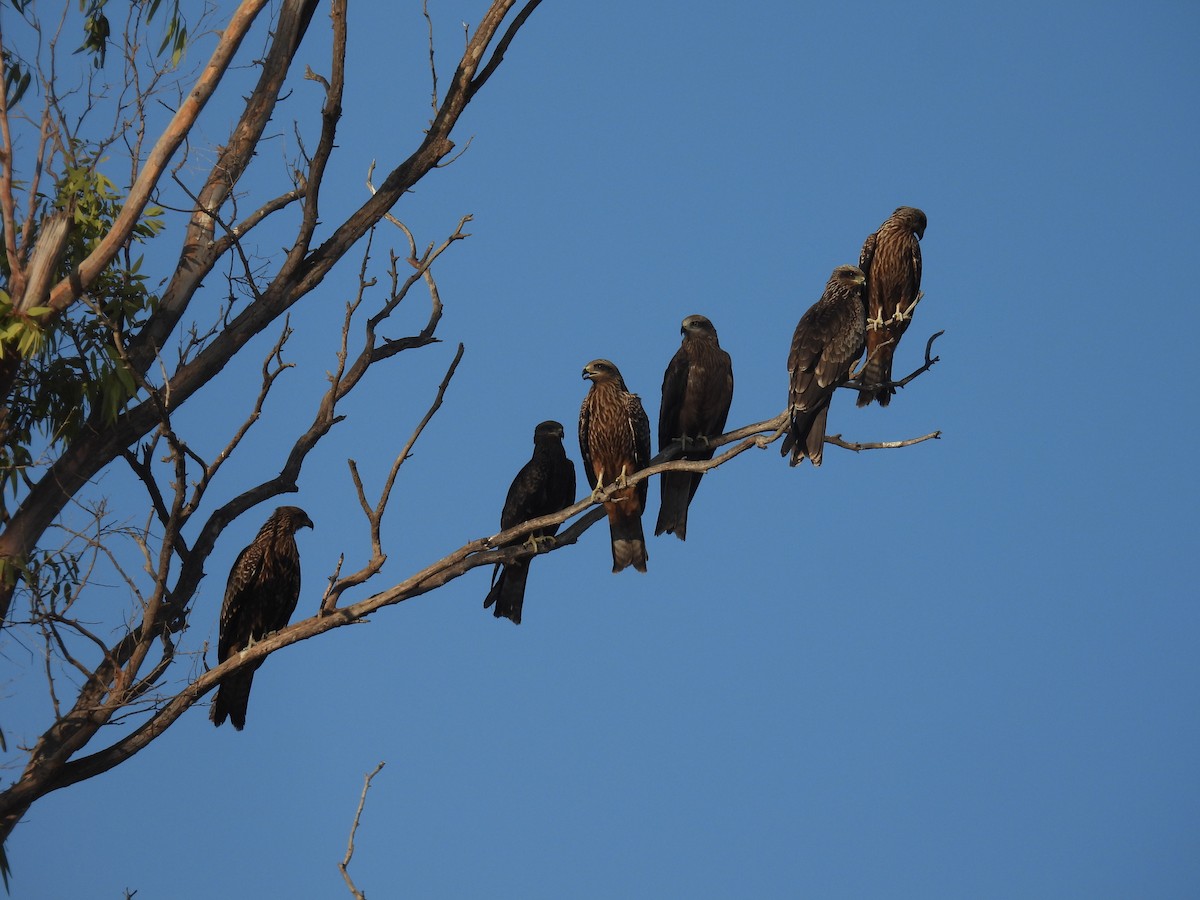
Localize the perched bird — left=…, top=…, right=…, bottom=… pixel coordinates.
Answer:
left=579, top=359, right=652, bottom=572
left=655, top=314, right=733, bottom=541
left=210, top=505, right=313, bottom=730
left=856, top=206, right=927, bottom=407
left=485, top=420, right=577, bottom=625
left=781, top=265, right=868, bottom=467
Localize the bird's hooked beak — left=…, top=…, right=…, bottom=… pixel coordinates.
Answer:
left=582, top=366, right=594, bottom=381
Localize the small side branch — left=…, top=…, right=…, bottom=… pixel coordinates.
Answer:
left=332, top=344, right=465, bottom=608
left=422, top=0, right=439, bottom=116
left=340, top=761, right=386, bottom=900
left=892, top=329, right=944, bottom=391
left=467, top=0, right=545, bottom=101
left=844, top=329, right=944, bottom=396
left=825, top=431, right=941, bottom=453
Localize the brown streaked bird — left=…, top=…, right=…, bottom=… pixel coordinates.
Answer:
left=856, top=206, right=927, bottom=407
left=578, top=359, right=652, bottom=573
left=781, top=265, right=868, bottom=467
left=655, top=314, right=734, bottom=541
left=210, top=505, right=313, bottom=730
left=485, top=420, right=577, bottom=625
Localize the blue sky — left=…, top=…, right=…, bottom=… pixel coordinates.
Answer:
left=7, top=0, right=1199, bottom=897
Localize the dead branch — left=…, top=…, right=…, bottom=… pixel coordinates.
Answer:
left=1, top=403, right=943, bottom=811
left=825, top=431, right=942, bottom=453
left=320, top=554, right=346, bottom=617
left=335, top=344, right=465, bottom=609
left=186, top=320, right=297, bottom=512
left=423, top=0, right=439, bottom=117
left=339, top=762, right=386, bottom=900
left=15, top=209, right=72, bottom=314
left=843, top=329, right=944, bottom=396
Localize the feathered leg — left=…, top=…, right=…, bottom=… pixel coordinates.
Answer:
left=857, top=337, right=896, bottom=407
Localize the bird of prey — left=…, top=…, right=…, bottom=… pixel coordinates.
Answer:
left=579, top=359, right=652, bottom=572
left=485, top=420, right=577, bottom=625
left=655, top=314, right=734, bottom=541
left=856, top=206, right=927, bottom=407
left=781, top=265, right=868, bottom=467
left=210, top=505, right=313, bottom=730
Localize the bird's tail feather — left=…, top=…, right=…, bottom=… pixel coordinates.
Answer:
left=805, top=404, right=829, bottom=466
left=210, top=669, right=256, bottom=731
left=785, top=403, right=829, bottom=467
left=654, top=472, right=693, bottom=540
left=484, top=562, right=529, bottom=625
left=608, top=504, right=648, bottom=573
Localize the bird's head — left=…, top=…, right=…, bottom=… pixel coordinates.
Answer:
left=533, top=420, right=566, bottom=442
left=582, top=359, right=623, bottom=385
left=273, top=505, right=314, bottom=533
left=895, top=206, right=927, bottom=240
left=831, top=264, right=867, bottom=288
left=680, top=314, right=717, bottom=339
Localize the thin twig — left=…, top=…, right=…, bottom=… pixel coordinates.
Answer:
left=422, top=0, right=438, bottom=117
left=340, top=762, right=386, bottom=900
left=327, top=344, right=465, bottom=609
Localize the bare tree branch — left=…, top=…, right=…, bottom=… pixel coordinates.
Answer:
left=825, top=431, right=942, bottom=453
left=0, top=399, right=942, bottom=834
left=340, top=762, right=386, bottom=900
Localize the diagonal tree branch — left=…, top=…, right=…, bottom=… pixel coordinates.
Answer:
left=0, top=0, right=542, bottom=626
left=0, top=403, right=943, bottom=834
left=1, top=0, right=274, bottom=358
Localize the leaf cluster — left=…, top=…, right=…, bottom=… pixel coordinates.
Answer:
left=0, top=148, right=164, bottom=512
left=71, top=0, right=188, bottom=69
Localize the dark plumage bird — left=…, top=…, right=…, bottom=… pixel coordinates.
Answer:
left=856, top=206, right=927, bottom=407
left=485, top=420, right=577, bottom=625
left=210, top=505, right=313, bottom=730
left=579, top=359, right=652, bottom=573
left=781, top=265, right=868, bottom=467
left=655, top=314, right=734, bottom=541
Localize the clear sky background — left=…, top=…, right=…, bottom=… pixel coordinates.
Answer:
left=6, top=0, right=1199, bottom=897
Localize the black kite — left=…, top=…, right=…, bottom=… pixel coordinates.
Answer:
left=579, top=359, right=651, bottom=573
left=485, top=420, right=577, bottom=624
left=781, top=265, right=867, bottom=467
left=211, top=505, right=313, bottom=730
left=857, top=206, right=926, bottom=407
left=655, top=315, right=733, bottom=541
